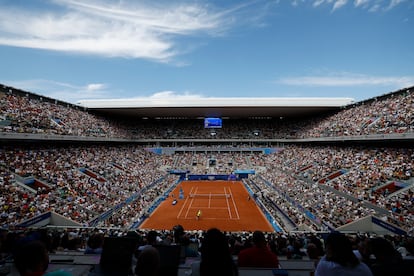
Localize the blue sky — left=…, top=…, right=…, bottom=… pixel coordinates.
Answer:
left=0, top=0, right=413, bottom=104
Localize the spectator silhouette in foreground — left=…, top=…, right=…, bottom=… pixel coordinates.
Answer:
left=306, top=242, right=321, bottom=270
left=13, top=239, right=71, bottom=276
left=84, top=232, right=104, bottom=254
left=237, top=230, right=279, bottom=268
left=191, top=228, right=238, bottom=276
left=135, top=230, right=161, bottom=276
left=135, top=246, right=160, bottom=276
left=14, top=240, right=49, bottom=276
left=137, top=230, right=158, bottom=251
left=368, top=237, right=409, bottom=276
left=315, top=232, right=373, bottom=276
left=172, top=225, right=199, bottom=258
left=352, top=236, right=372, bottom=265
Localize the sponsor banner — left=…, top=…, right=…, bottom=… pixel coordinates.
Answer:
left=16, top=212, right=51, bottom=228
left=371, top=216, right=407, bottom=235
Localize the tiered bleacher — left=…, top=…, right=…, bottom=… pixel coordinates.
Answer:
left=0, top=83, right=413, bottom=275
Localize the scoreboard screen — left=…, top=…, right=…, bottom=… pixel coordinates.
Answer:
left=204, top=117, right=222, bottom=128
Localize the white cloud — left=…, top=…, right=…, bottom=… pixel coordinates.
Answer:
left=2, top=78, right=208, bottom=104
left=386, top=0, right=407, bottom=10
left=332, top=0, right=348, bottom=11
left=149, top=91, right=203, bottom=99
left=292, top=0, right=306, bottom=7
left=0, top=0, right=241, bottom=62
left=354, top=0, right=370, bottom=7
left=310, top=0, right=407, bottom=11
left=368, top=3, right=381, bottom=12
left=277, top=73, right=414, bottom=88
left=2, top=79, right=112, bottom=103
left=86, top=83, right=106, bottom=91
left=313, top=0, right=326, bottom=7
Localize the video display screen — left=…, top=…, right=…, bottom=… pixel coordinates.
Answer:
left=204, top=117, right=222, bottom=128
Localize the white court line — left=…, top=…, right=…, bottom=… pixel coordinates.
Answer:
left=177, top=185, right=241, bottom=220
left=186, top=207, right=229, bottom=210
left=177, top=186, right=195, bottom=219
left=176, top=186, right=192, bottom=219
left=224, top=187, right=232, bottom=219
left=184, top=186, right=198, bottom=219
left=180, top=217, right=234, bottom=220
left=228, top=186, right=240, bottom=219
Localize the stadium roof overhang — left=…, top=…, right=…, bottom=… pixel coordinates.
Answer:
left=78, top=97, right=355, bottom=119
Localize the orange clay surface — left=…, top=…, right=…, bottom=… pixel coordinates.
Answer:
left=139, top=180, right=274, bottom=232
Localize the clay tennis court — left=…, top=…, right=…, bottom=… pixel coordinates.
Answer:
left=139, top=180, right=274, bottom=232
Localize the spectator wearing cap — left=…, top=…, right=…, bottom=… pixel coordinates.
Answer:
left=237, top=230, right=279, bottom=268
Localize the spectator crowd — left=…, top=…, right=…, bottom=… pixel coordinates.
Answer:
left=0, top=84, right=413, bottom=275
